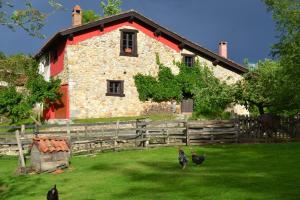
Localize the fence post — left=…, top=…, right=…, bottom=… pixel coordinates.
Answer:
left=76, top=130, right=80, bottom=141
left=135, top=120, right=139, bottom=147
left=66, top=120, right=71, bottom=139
left=114, top=121, right=119, bottom=151
left=166, top=129, right=170, bottom=145
left=34, top=123, right=39, bottom=136
left=185, top=121, right=190, bottom=146
left=84, top=125, right=88, bottom=151
left=116, top=120, right=120, bottom=136
left=15, top=130, right=26, bottom=172
left=136, top=118, right=146, bottom=147
left=21, top=125, right=25, bottom=138
left=66, top=120, right=72, bottom=156
left=84, top=125, right=88, bottom=137
left=235, top=115, right=240, bottom=143
left=144, top=130, right=149, bottom=147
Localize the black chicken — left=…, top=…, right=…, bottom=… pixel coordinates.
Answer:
left=192, top=152, right=205, bottom=165
left=47, top=185, right=59, bottom=200
left=178, top=149, right=188, bottom=169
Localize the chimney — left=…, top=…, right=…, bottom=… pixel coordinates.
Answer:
left=72, top=5, right=82, bottom=27
left=218, top=41, right=228, bottom=58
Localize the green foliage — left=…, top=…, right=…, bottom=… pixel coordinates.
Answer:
left=26, top=76, right=61, bottom=106
left=0, top=54, right=34, bottom=86
left=193, top=80, right=233, bottom=117
left=0, top=87, right=30, bottom=123
left=0, top=54, right=61, bottom=123
left=82, top=0, right=122, bottom=23
left=0, top=51, right=5, bottom=59
left=0, top=0, right=63, bottom=38
left=134, top=74, right=158, bottom=101
left=100, top=0, right=122, bottom=16
left=263, top=0, right=300, bottom=114
left=233, top=60, right=281, bottom=115
left=82, top=10, right=101, bottom=24
left=134, top=57, right=233, bottom=118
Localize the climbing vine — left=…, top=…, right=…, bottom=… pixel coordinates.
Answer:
left=134, top=55, right=234, bottom=118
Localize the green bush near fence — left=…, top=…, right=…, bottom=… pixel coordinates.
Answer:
left=1, top=143, right=300, bottom=200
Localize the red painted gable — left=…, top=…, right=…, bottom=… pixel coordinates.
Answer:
left=49, top=19, right=180, bottom=78
left=66, top=20, right=180, bottom=52
left=50, top=40, right=66, bottom=76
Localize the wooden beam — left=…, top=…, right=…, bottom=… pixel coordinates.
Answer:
left=128, top=16, right=134, bottom=23
left=15, top=130, right=26, bottom=169
left=99, top=24, right=104, bottom=32
left=154, top=29, right=161, bottom=37
left=212, top=59, right=220, bottom=66
left=179, top=42, right=185, bottom=50
left=68, top=34, right=74, bottom=41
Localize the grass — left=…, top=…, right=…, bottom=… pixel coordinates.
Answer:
left=1, top=143, right=300, bottom=200
left=73, top=114, right=177, bottom=124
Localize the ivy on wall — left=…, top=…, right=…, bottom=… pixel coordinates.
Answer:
left=134, top=55, right=234, bottom=118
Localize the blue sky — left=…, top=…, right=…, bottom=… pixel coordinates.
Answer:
left=0, top=0, right=277, bottom=64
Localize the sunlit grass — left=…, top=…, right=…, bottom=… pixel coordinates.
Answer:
left=1, top=143, right=300, bottom=200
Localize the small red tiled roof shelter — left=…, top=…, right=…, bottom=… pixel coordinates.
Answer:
left=30, top=137, right=70, bottom=172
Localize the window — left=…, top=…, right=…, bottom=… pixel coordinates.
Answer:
left=182, top=54, right=195, bottom=67
left=120, top=29, right=138, bottom=57
left=106, top=80, right=125, bottom=97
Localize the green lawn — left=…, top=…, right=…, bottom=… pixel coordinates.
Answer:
left=1, top=143, right=300, bottom=200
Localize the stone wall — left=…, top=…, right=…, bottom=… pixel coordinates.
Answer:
left=61, top=25, right=245, bottom=118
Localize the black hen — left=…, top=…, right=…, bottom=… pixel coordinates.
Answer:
left=192, top=152, right=205, bottom=165
left=47, top=185, right=59, bottom=200
left=178, top=149, right=188, bottom=169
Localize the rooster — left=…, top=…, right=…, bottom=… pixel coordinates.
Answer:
left=47, top=184, right=59, bottom=200
left=178, top=148, right=188, bottom=169
left=192, top=152, right=205, bottom=165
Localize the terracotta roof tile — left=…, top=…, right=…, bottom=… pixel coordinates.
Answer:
left=33, top=137, right=70, bottom=153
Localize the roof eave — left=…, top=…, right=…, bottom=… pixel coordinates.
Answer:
left=34, top=10, right=248, bottom=73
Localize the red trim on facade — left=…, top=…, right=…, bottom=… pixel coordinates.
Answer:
left=43, top=84, right=69, bottom=120
left=50, top=40, right=66, bottom=76
left=66, top=21, right=180, bottom=52
left=43, top=104, right=55, bottom=120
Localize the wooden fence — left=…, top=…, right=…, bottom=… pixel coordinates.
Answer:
left=237, top=115, right=300, bottom=142
left=0, top=120, right=238, bottom=155
left=1, top=116, right=300, bottom=156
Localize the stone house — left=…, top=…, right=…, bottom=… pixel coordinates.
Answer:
left=36, top=5, right=248, bottom=121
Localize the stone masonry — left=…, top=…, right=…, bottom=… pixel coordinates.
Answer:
left=59, top=25, right=247, bottom=119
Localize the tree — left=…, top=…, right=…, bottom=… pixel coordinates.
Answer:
left=0, top=0, right=63, bottom=38
left=100, top=0, right=122, bottom=16
left=263, top=0, right=300, bottom=114
left=0, top=54, right=61, bottom=124
left=233, top=60, right=281, bottom=115
left=83, top=0, right=122, bottom=23
left=0, top=54, right=31, bottom=85
left=82, top=10, right=100, bottom=24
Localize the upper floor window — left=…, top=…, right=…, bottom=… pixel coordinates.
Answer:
left=182, top=54, right=195, bottom=67
left=120, top=29, right=138, bottom=57
left=106, top=80, right=125, bottom=97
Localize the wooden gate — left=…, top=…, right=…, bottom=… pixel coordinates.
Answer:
left=54, top=84, right=69, bottom=119
left=181, top=99, right=193, bottom=113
